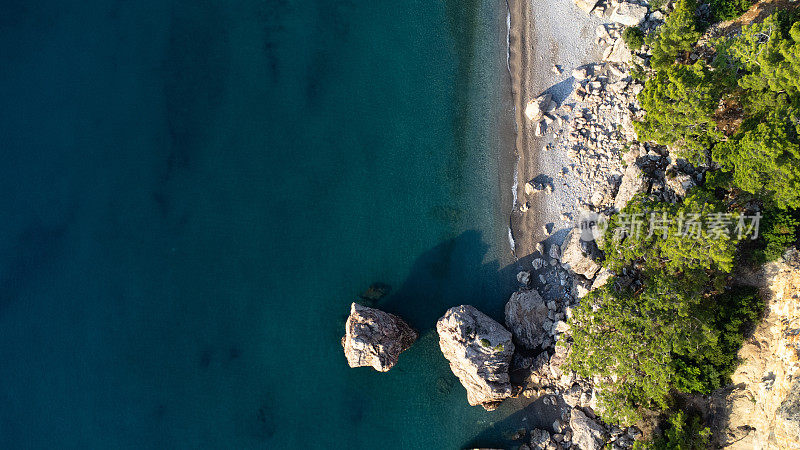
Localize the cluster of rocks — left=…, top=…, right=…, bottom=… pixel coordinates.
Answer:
left=525, top=93, right=559, bottom=138
left=341, top=224, right=640, bottom=447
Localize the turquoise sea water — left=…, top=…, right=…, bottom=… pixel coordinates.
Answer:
left=0, top=0, right=526, bottom=447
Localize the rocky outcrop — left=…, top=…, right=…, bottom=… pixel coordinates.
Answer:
left=437, top=305, right=515, bottom=410
left=505, top=289, right=550, bottom=350
left=525, top=93, right=555, bottom=122
left=614, top=163, right=647, bottom=212
left=711, top=250, right=800, bottom=449
left=560, top=228, right=601, bottom=279
left=610, top=2, right=648, bottom=27
left=590, top=268, right=613, bottom=291
left=573, top=0, right=601, bottom=14
left=570, top=409, right=607, bottom=450
left=665, top=171, right=696, bottom=198
left=604, top=38, right=632, bottom=64
left=341, top=302, right=418, bottom=372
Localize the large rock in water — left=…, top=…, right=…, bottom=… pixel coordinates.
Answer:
left=505, top=288, right=549, bottom=350
left=437, top=305, right=515, bottom=410
left=341, top=302, right=418, bottom=372
left=570, top=409, right=607, bottom=450
left=614, top=163, right=647, bottom=212
left=561, top=228, right=601, bottom=279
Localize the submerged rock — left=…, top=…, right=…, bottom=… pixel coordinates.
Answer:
left=341, top=302, right=418, bottom=372
left=505, top=288, right=550, bottom=350
left=437, top=305, right=515, bottom=410
left=358, top=282, right=391, bottom=303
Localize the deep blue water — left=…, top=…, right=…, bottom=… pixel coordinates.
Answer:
left=0, top=0, right=522, bottom=448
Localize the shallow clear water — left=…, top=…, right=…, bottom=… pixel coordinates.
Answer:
left=0, top=0, right=523, bottom=447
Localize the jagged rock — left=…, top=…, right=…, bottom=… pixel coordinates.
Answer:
left=549, top=343, right=570, bottom=378
left=553, top=320, right=570, bottom=334
left=778, top=379, right=800, bottom=440
left=605, top=39, right=632, bottom=64
left=610, top=2, right=649, bottom=26
left=505, top=288, right=550, bottom=350
left=530, top=428, right=551, bottom=449
left=525, top=94, right=553, bottom=122
left=520, top=202, right=530, bottom=212
left=572, top=67, right=589, bottom=80
left=595, top=24, right=611, bottom=41
left=549, top=244, right=561, bottom=261
left=711, top=250, right=800, bottom=448
left=342, top=302, right=418, bottom=371
left=560, top=228, right=601, bottom=279
left=518, top=271, right=532, bottom=287
left=535, top=120, right=546, bottom=137
left=570, top=409, right=608, bottom=450
left=437, top=305, right=515, bottom=410
left=614, top=163, right=647, bottom=212
left=532, top=258, right=546, bottom=270
left=591, top=268, right=613, bottom=291
left=665, top=172, right=695, bottom=198
left=563, top=383, right=582, bottom=408
left=573, top=0, right=600, bottom=14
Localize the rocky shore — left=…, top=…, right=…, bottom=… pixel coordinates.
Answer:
left=342, top=1, right=799, bottom=448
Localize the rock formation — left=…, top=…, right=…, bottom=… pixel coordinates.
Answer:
left=560, top=228, right=601, bottom=279
left=437, top=305, right=515, bottom=410
left=573, top=0, right=600, bottom=14
left=341, top=302, right=418, bottom=372
left=613, top=163, right=647, bottom=212
left=711, top=250, right=800, bottom=449
left=505, top=288, right=550, bottom=350
left=610, top=1, right=648, bottom=26
left=525, top=93, right=555, bottom=122
left=570, top=409, right=607, bottom=450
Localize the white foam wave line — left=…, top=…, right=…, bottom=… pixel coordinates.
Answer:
left=505, top=6, right=511, bottom=74
left=507, top=226, right=516, bottom=253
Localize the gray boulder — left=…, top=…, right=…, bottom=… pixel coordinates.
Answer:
left=342, top=302, right=418, bottom=372
left=570, top=409, right=607, bottom=450
left=437, top=305, right=515, bottom=410
left=505, top=289, right=550, bottom=350
left=573, top=0, right=601, bottom=14
left=614, top=163, right=647, bottom=212
left=610, top=2, right=649, bottom=26
left=561, top=228, right=601, bottom=279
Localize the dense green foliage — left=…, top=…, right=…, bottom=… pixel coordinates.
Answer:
left=636, top=411, right=711, bottom=450
left=647, top=0, right=701, bottom=69
left=569, top=193, right=764, bottom=424
left=623, top=26, right=646, bottom=51
left=713, top=107, right=800, bottom=208
left=568, top=5, right=794, bottom=432
left=709, top=0, right=754, bottom=22
left=723, top=15, right=800, bottom=98
left=603, top=193, right=737, bottom=273
left=711, top=15, right=800, bottom=209
left=634, top=63, right=723, bottom=164
left=756, top=210, right=799, bottom=262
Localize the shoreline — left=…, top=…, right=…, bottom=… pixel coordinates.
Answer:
left=506, top=0, right=603, bottom=261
